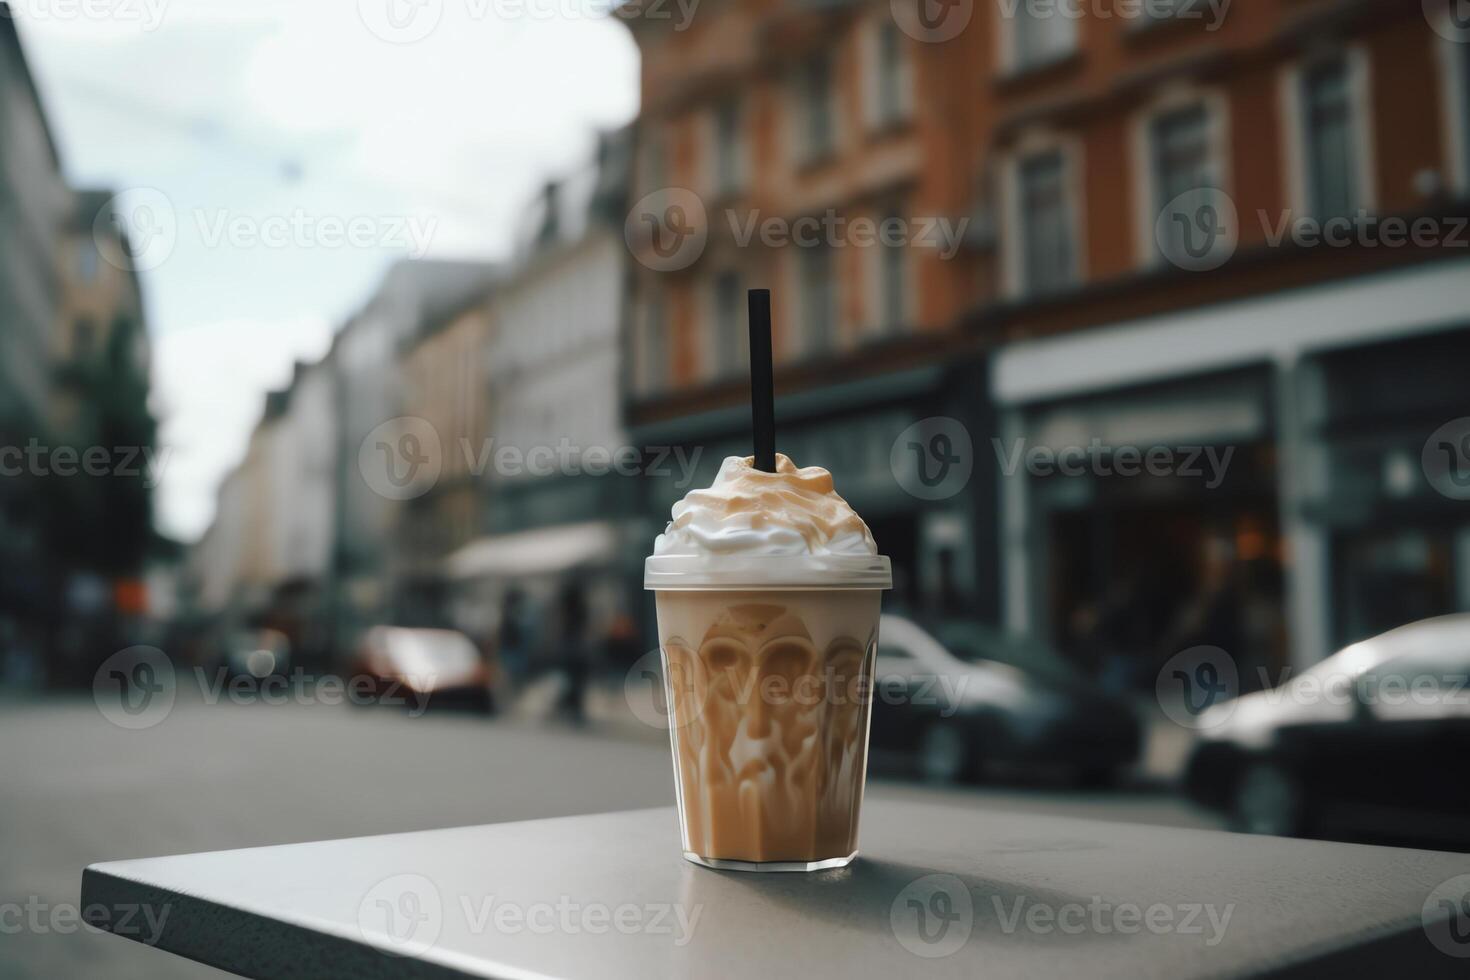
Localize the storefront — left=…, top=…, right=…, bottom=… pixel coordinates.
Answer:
left=993, top=256, right=1470, bottom=678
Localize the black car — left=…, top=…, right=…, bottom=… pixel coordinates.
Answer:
left=869, top=615, right=1141, bottom=785
left=1184, top=614, right=1470, bottom=849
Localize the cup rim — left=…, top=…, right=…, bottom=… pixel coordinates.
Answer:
left=643, top=553, right=893, bottom=591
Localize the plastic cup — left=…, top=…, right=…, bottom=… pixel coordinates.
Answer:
left=645, top=554, right=891, bottom=871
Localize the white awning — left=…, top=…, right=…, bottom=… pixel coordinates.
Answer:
left=445, top=521, right=617, bottom=581
left=992, top=257, right=1470, bottom=406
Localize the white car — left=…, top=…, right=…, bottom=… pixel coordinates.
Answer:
left=869, top=615, right=1140, bottom=785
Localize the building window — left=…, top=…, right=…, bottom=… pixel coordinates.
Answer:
left=798, top=52, right=835, bottom=164
left=711, top=270, right=745, bottom=378
left=712, top=99, right=742, bottom=198
left=1016, top=149, right=1076, bottom=295
left=1459, top=41, right=1470, bottom=191
left=878, top=212, right=907, bottom=334
left=1147, top=102, right=1223, bottom=263
left=642, top=127, right=666, bottom=193
left=1151, top=105, right=1214, bottom=205
left=1006, top=3, right=1077, bottom=73
left=799, top=245, right=835, bottom=354
left=77, top=241, right=100, bottom=283
left=868, top=22, right=911, bottom=130
left=1300, top=57, right=1361, bottom=220
left=638, top=296, right=667, bottom=393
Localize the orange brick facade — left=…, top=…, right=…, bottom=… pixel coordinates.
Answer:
left=623, top=0, right=1467, bottom=420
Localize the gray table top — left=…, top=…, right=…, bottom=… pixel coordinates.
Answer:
left=81, top=801, right=1470, bottom=979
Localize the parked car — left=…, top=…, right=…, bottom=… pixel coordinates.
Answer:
left=351, top=627, right=496, bottom=714
left=870, top=615, right=1141, bottom=785
left=1184, top=614, right=1470, bottom=849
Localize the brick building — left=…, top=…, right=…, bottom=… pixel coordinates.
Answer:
left=622, top=0, right=1470, bottom=677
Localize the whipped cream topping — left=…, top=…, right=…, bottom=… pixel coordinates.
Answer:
left=654, top=454, right=877, bottom=557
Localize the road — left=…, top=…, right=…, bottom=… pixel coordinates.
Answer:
left=0, top=694, right=1220, bottom=979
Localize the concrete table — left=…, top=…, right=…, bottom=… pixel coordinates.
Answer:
left=81, top=801, right=1470, bottom=979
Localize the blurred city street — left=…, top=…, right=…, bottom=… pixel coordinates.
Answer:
left=0, top=694, right=1218, bottom=980
left=4, top=1, right=1470, bottom=975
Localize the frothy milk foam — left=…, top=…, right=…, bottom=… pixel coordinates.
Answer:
left=648, top=454, right=890, bottom=869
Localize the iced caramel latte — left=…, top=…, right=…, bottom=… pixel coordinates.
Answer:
left=645, top=454, right=891, bottom=871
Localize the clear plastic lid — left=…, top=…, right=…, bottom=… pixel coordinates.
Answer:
left=644, top=554, right=893, bottom=591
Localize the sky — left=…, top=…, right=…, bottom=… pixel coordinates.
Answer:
left=16, top=0, right=639, bottom=541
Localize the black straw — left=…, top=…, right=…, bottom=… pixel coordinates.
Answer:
left=747, top=289, right=776, bottom=472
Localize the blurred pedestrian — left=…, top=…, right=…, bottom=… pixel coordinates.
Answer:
left=554, top=579, right=590, bottom=724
